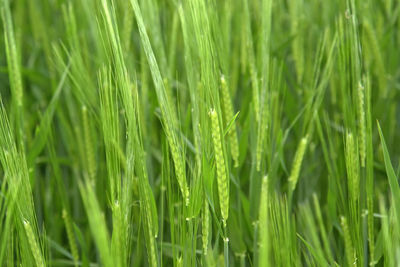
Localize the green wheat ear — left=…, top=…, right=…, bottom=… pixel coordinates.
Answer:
left=62, top=209, right=79, bottom=266
left=340, top=216, right=356, bottom=267
left=357, top=81, right=366, bottom=167
left=202, top=198, right=210, bottom=255
left=1, top=0, right=23, bottom=108
left=23, top=219, right=45, bottom=267
left=345, top=132, right=359, bottom=202
left=250, top=63, right=260, bottom=123
left=209, top=108, right=229, bottom=226
left=220, top=75, right=239, bottom=168
left=288, top=136, right=308, bottom=193
left=256, top=86, right=269, bottom=172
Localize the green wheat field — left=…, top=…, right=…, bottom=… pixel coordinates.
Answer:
left=1, top=0, right=400, bottom=266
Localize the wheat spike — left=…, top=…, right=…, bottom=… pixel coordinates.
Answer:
left=62, top=209, right=79, bottom=266
left=357, top=82, right=366, bottom=167
left=220, top=75, right=239, bottom=168
left=202, top=198, right=210, bottom=255
left=23, top=220, right=45, bottom=267
left=210, top=108, right=229, bottom=225
left=288, top=136, right=308, bottom=192
left=341, top=216, right=356, bottom=266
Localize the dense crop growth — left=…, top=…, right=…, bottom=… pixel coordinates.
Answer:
left=1, top=0, right=400, bottom=266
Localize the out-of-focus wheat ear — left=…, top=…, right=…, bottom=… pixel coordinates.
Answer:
left=111, top=201, right=124, bottom=267
left=23, top=220, right=45, bottom=267
left=357, top=82, right=366, bottom=167
left=202, top=198, right=210, bottom=255
left=250, top=62, right=260, bottom=123
left=256, top=87, right=269, bottom=172
left=62, top=209, right=79, bottom=266
left=288, top=136, right=308, bottom=193
left=1, top=0, right=23, bottom=108
left=289, top=0, right=304, bottom=82
left=1, top=0, right=24, bottom=146
left=340, top=216, right=356, bottom=267
left=256, top=130, right=263, bottom=172
left=240, top=24, right=247, bottom=74
left=209, top=108, right=229, bottom=225
left=82, top=106, right=96, bottom=183
left=242, top=0, right=259, bottom=123
left=362, top=21, right=386, bottom=98
left=345, top=132, right=359, bottom=203
left=220, top=75, right=239, bottom=168
left=121, top=0, right=134, bottom=53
